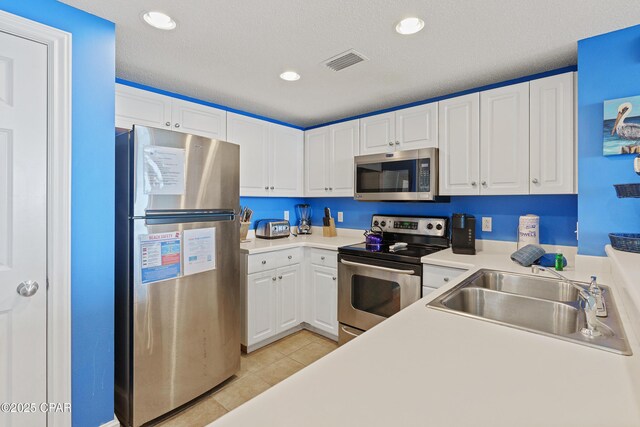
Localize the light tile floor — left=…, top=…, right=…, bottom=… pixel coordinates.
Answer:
left=155, top=330, right=338, bottom=427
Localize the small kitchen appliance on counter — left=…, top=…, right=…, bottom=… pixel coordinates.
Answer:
left=451, top=213, right=476, bottom=255
left=338, top=215, right=449, bottom=345
left=295, top=204, right=312, bottom=234
left=255, top=219, right=290, bottom=239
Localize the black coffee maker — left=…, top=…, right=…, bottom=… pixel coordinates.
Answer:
left=451, top=213, right=476, bottom=255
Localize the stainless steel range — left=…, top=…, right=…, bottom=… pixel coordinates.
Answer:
left=337, top=215, right=449, bottom=345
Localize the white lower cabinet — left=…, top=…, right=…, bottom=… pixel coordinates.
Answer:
left=307, top=264, right=338, bottom=336
left=246, top=264, right=301, bottom=347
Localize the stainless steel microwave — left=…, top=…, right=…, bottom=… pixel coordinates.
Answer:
left=354, top=148, right=440, bottom=201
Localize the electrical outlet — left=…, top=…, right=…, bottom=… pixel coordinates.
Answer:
left=284, top=210, right=289, bottom=221
left=482, top=217, right=492, bottom=232
left=337, top=211, right=344, bottom=223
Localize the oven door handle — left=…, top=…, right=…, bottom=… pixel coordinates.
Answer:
left=340, top=259, right=416, bottom=275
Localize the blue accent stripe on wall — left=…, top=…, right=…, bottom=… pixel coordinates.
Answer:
left=240, top=196, right=306, bottom=228
left=577, top=24, right=640, bottom=256
left=116, top=78, right=305, bottom=130
left=305, top=65, right=578, bottom=130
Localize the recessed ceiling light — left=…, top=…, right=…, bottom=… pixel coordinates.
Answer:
left=395, top=17, right=425, bottom=35
left=280, top=71, right=301, bottom=81
left=143, top=11, right=176, bottom=30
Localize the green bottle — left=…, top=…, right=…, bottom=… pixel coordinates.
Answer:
left=555, top=253, right=564, bottom=271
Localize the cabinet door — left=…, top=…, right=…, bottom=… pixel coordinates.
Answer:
left=438, top=93, right=480, bottom=195
left=309, top=265, right=338, bottom=336
left=329, top=120, right=359, bottom=197
left=270, top=124, right=303, bottom=196
left=276, top=265, right=301, bottom=333
left=247, top=272, right=277, bottom=345
left=396, top=103, right=438, bottom=150
left=115, top=84, right=172, bottom=130
left=170, top=99, right=227, bottom=140
left=304, top=127, right=330, bottom=197
left=530, top=73, right=575, bottom=194
left=359, top=112, right=396, bottom=155
left=227, top=113, right=270, bottom=196
left=480, top=82, right=530, bottom=195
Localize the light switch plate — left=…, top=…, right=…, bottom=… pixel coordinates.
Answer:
left=337, top=212, right=344, bottom=223
left=284, top=210, right=289, bottom=221
left=482, top=217, right=492, bottom=232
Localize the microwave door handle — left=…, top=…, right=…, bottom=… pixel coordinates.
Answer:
left=340, top=259, right=415, bottom=275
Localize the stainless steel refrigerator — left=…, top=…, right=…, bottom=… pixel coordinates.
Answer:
left=114, top=125, right=240, bottom=427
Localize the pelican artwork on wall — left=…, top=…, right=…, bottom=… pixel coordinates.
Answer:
left=603, top=95, right=640, bottom=156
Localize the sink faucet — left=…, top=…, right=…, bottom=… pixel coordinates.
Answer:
left=531, top=265, right=603, bottom=337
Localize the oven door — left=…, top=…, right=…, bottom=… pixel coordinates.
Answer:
left=353, top=148, right=437, bottom=201
left=338, top=254, right=422, bottom=332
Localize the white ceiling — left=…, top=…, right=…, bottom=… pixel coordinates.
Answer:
left=61, top=0, right=640, bottom=128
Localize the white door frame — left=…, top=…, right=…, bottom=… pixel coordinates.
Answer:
left=0, top=10, right=72, bottom=427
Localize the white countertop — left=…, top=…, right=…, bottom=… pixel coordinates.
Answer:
left=240, top=227, right=364, bottom=254
left=215, top=240, right=640, bottom=427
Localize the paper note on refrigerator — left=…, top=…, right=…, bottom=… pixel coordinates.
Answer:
left=143, top=146, right=186, bottom=195
left=140, top=232, right=182, bottom=284
left=183, top=227, right=216, bottom=276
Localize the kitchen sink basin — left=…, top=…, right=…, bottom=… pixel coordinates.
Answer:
left=427, top=269, right=632, bottom=355
left=465, top=271, right=580, bottom=302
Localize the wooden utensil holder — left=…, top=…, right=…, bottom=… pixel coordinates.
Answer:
left=322, top=218, right=337, bottom=237
left=240, top=221, right=251, bottom=241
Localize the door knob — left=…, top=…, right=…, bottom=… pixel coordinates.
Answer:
left=325, top=187, right=328, bottom=191
left=17, top=280, right=39, bottom=297
left=332, top=277, right=337, bottom=281
left=532, top=178, right=539, bottom=184
left=395, top=141, right=400, bottom=145
left=272, top=277, right=277, bottom=281
left=165, top=121, right=171, bottom=127
left=278, top=275, right=283, bottom=280
left=481, top=181, right=487, bottom=187
left=388, top=141, right=394, bottom=146
left=264, top=186, right=269, bottom=190
left=270, top=186, right=274, bottom=190
left=174, top=123, right=180, bottom=128
left=329, top=187, right=333, bottom=191
left=262, top=260, right=267, bottom=265
left=471, top=181, right=477, bottom=186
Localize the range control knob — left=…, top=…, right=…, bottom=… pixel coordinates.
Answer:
left=426, top=223, right=434, bottom=230
left=380, top=221, right=387, bottom=227
left=436, top=224, right=443, bottom=230
left=373, top=220, right=379, bottom=227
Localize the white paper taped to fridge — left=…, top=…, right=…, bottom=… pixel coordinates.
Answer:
left=184, top=227, right=216, bottom=276
left=143, top=146, right=186, bottom=195
left=140, top=232, right=182, bottom=285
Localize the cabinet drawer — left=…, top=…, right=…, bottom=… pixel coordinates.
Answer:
left=247, top=253, right=277, bottom=274
left=274, top=248, right=303, bottom=268
left=309, top=249, right=337, bottom=268
left=423, top=264, right=466, bottom=288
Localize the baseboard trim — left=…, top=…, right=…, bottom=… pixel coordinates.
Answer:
left=99, top=415, right=120, bottom=427
left=244, top=323, right=338, bottom=353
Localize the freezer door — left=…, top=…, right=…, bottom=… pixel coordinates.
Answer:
left=132, top=125, right=239, bottom=217
left=131, top=218, right=240, bottom=426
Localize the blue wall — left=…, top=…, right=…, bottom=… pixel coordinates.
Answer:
left=305, top=195, right=578, bottom=246
left=0, top=1, right=116, bottom=426
left=240, top=196, right=306, bottom=228
left=577, top=25, right=640, bottom=256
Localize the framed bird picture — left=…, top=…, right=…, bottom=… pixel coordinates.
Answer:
left=603, top=95, right=640, bottom=156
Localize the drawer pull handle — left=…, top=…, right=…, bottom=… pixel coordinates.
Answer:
left=321, top=256, right=325, bottom=260
left=262, top=260, right=266, bottom=265
left=288, top=255, right=292, bottom=259
left=272, top=277, right=277, bottom=281
left=332, top=277, right=337, bottom=281
left=278, top=275, right=283, bottom=280
left=443, top=277, right=449, bottom=282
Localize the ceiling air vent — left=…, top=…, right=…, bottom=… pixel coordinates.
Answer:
left=324, top=49, right=368, bottom=72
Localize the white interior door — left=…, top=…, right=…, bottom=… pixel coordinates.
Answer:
left=0, top=30, right=48, bottom=427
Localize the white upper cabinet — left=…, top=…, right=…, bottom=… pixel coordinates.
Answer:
left=529, top=72, right=575, bottom=194
left=360, top=104, right=438, bottom=155
left=395, top=103, right=438, bottom=150
left=305, top=120, right=359, bottom=197
left=439, top=93, right=480, bottom=195
left=170, top=98, right=226, bottom=140
left=329, top=120, right=360, bottom=196
left=360, top=112, right=396, bottom=154
left=227, top=112, right=303, bottom=197
left=115, top=84, right=172, bottom=130
left=270, top=124, right=304, bottom=196
left=228, top=113, right=270, bottom=195
left=115, top=84, right=226, bottom=139
left=304, top=127, right=330, bottom=196
left=480, top=82, right=530, bottom=195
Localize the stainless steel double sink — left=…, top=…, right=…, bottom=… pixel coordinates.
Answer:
left=427, top=269, right=632, bottom=355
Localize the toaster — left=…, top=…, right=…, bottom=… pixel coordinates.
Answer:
left=255, top=219, right=290, bottom=239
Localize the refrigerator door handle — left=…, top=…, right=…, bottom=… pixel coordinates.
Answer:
left=145, top=214, right=236, bottom=225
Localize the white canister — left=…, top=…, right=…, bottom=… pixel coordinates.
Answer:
left=518, top=214, right=540, bottom=248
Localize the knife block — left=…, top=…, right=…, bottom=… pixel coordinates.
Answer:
left=322, top=218, right=337, bottom=237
